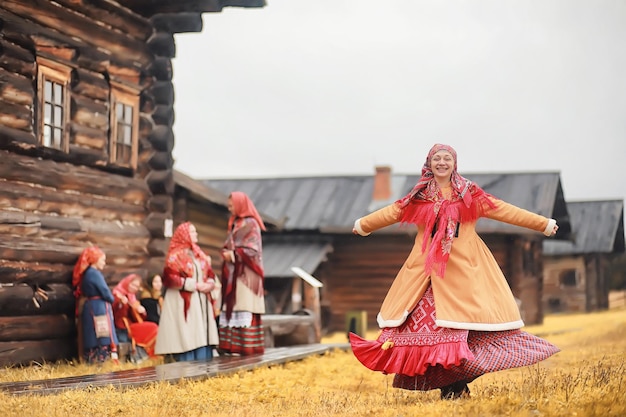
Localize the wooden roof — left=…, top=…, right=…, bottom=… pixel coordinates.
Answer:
left=174, top=169, right=281, bottom=227
left=543, top=200, right=625, bottom=255
left=203, top=171, right=572, bottom=238
left=263, top=239, right=333, bottom=278
left=117, top=0, right=265, bottom=28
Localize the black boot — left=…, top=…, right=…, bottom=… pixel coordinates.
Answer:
left=440, top=381, right=470, bottom=400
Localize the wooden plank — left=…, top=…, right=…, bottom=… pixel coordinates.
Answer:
left=2, top=0, right=153, bottom=67
left=0, top=344, right=348, bottom=395
left=0, top=338, right=76, bottom=367
left=0, top=68, right=34, bottom=105
left=0, top=315, right=74, bottom=341
left=0, top=283, right=73, bottom=316
left=0, top=150, right=150, bottom=204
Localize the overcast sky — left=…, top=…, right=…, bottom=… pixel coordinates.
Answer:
left=171, top=0, right=626, bottom=202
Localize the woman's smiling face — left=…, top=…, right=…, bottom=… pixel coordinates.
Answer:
left=429, top=150, right=455, bottom=182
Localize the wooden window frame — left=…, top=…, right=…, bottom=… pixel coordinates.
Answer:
left=36, top=57, right=71, bottom=152
left=109, top=83, right=139, bottom=169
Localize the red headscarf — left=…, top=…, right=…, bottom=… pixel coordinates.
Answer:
left=164, top=222, right=215, bottom=319
left=112, top=274, right=142, bottom=306
left=399, top=143, right=473, bottom=208
left=228, top=191, right=266, bottom=232
left=72, top=246, right=105, bottom=299
left=396, top=143, right=495, bottom=278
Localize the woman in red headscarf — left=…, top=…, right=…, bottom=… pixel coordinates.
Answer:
left=73, top=246, right=119, bottom=364
left=349, top=144, right=560, bottom=399
left=219, top=191, right=266, bottom=356
left=154, top=222, right=220, bottom=362
left=112, top=274, right=159, bottom=360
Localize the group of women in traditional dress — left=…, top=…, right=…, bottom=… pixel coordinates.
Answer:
left=73, top=145, right=561, bottom=401
left=73, top=191, right=266, bottom=364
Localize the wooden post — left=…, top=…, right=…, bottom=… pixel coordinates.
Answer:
left=291, top=267, right=324, bottom=342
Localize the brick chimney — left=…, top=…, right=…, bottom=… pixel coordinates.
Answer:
left=373, top=165, right=392, bottom=201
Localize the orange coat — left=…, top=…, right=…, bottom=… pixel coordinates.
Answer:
left=355, top=193, right=556, bottom=331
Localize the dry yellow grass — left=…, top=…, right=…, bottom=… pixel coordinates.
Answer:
left=1, top=308, right=625, bottom=417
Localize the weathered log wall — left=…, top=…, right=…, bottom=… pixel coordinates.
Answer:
left=0, top=0, right=260, bottom=366
left=0, top=1, right=159, bottom=366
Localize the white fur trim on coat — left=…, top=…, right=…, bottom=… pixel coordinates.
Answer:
left=353, top=218, right=371, bottom=236
left=376, top=310, right=410, bottom=328
left=435, top=318, right=525, bottom=331
left=543, top=218, right=557, bottom=236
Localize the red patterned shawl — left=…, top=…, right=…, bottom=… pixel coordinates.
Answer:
left=163, top=222, right=215, bottom=320
left=397, top=144, right=496, bottom=278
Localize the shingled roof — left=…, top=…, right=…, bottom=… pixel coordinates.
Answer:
left=543, top=200, right=625, bottom=255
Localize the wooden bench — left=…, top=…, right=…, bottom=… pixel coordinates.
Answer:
left=262, top=314, right=318, bottom=348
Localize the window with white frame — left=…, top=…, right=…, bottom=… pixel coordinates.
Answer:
left=37, top=58, right=71, bottom=152
left=109, top=86, right=139, bottom=169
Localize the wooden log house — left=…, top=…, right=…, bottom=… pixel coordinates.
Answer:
left=0, top=0, right=265, bottom=366
left=543, top=200, right=625, bottom=313
left=205, top=167, right=573, bottom=333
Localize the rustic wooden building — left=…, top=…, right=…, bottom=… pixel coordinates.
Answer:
left=0, top=0, right=265, bottom=366
left=205, top=167, right=572, bottom=333
left=543, top=200, right=625, bottom=313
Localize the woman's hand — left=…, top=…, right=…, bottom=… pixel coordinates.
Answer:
left=551, top=224, right=559, bottom=236
left=221, top=249, right=235, bottom=263
left=136, top=305, right=146, bottom=315
left=196, top=279, right=215, bottom=294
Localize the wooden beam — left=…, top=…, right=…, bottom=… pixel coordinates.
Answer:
left=70, top=95, right=109, bottom=130
left=0, top=260, right=71, bottom=285
left=2, top=0, right=154, bottom=67
left=148, top=150, right=174, bottom=170
left=51, top=0, right=154, bottom=41
left=0, top=38, right=35, bottom=77
left=70, top=68, right=109, bottom=101
left=151, top=12, right=203, bottom=33
left=0, top=283, right=73, bottom=316
left=146, top=168, right=175, bottom=195
left=0, top=315, right=75, bottom=342
left=149, top=56, right=173, bottom=81
left=148, top=125, right=174, bottom=152
left=0, top=339, right=76, bottom=366
left=147, top=31, right=176, bottom=58
left=149, top=81, right=174, bottom=105
left=0, top=124, right=37, bottom=149
left=0, top=150, right=151, bottom=205
left=0, top=99, right=31, bottom=130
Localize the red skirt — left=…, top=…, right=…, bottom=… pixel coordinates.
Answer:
left=350, top=286, right=560, bottom=390
left=129, top=321, right=159, bottom=357
left=219, top=313, right=265, bottom=356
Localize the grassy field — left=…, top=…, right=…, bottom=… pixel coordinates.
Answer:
left=0, top=308, right=624, bottom=417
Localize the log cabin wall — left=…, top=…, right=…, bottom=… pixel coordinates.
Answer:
left=543, top=256, right=587, bottom=312
left=314, top=233, right=414, bottom=333
left=0, top=2, right=176, bottom=365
